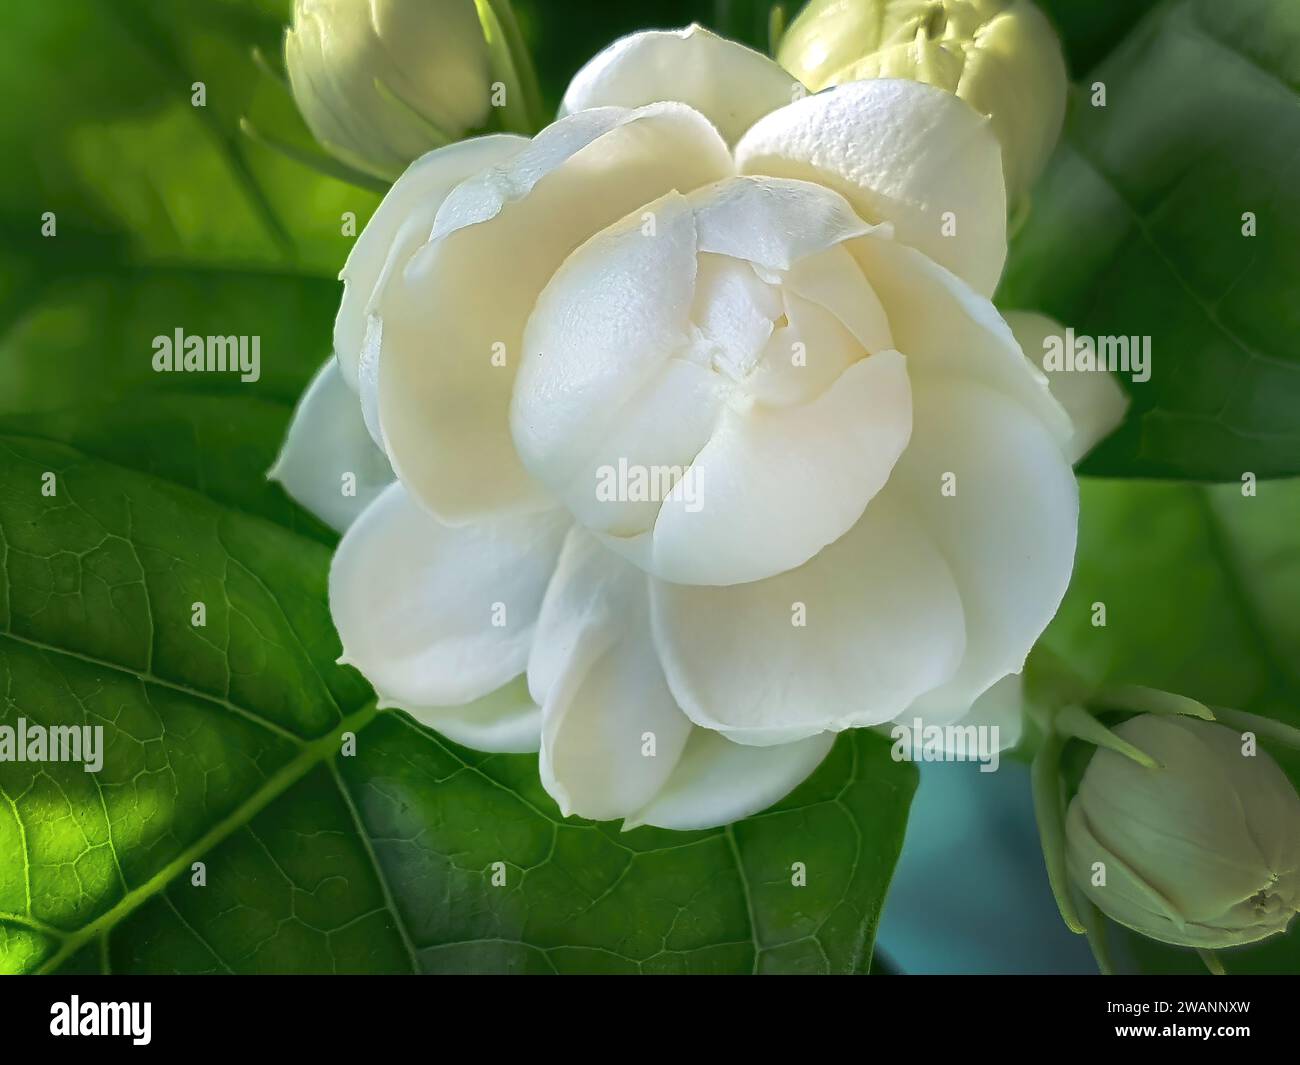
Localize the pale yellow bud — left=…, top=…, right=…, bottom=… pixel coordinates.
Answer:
left=286, top=0, right=495, bottom=180
left=778, top=0, right=1067, bottom=203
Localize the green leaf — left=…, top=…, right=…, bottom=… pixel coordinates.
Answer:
left=0, top=429, right=915, bottom=973
left=1041, top=476, right=1300, bottom=973
left=0, top=262, right=340, bottom=417
left=2, top=396, right=336, bottom=543
left=1031, top=0, right=1165, bottom=76
left=0, top=0, right=376, bottom=419
left=0, top=0, right=379, bottom=272
left=1001, top=0, right=1300, bottom=479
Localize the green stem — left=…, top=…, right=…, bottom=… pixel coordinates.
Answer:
left=476, top=0, right=546, bottom=135
left=1056, top=704, right=1160, bottom=769
left=1008, top=192, right=1033, bottom=239
left=1091, top=684, right=1215, bottom=721
left=1031, top=735, right=1087, bottom=935
left=1212, top=707, right=1300, bottom=751
left=1081, top=898, right=1115, bottom=975
left=768, top=4, right=787, bottom=56
left=1198, top=949, right=1226, bottom=976
left=1025, top=644, right=1095, bottom=715
left=251, top=44, right=290, bottom=93
left=239, top=117, right=390, bottom=194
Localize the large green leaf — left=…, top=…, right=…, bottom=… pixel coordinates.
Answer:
left=1041, top=475, right=1300, bottom=973
left=1001, top=0, right=1300, bottom=480
left=0, top=429, right=914, bottom=973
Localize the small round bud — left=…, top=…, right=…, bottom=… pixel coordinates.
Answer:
left=1066, top=714, right=1300, bottom=949
left=777, top=0, right=1067, bottom=203
left=286, top=0, right=494, bottom=180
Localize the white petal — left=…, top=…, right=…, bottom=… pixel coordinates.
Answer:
left=400, top=675, right=541, bottom=754
left=688, top=174, right=873, bottom=269
left=744, top=290, right=862, bottom=406
left=625, top=729, right=835, bottom=831
left=268, top=356, right=393, bottom=532
left=850, top=234, right=1073, bottom=444
left=883, top=378, right=1078, bottom=717
left=887, top=672, right=1025, bottom=754
left=511, top=189, right=718, bottom=540
left=334, top=134, right=528, bottom=386
left=694, top=252, right=783, bottom=373
left=514, top=174, right=908, bottom=585
left=651, top=500, right=966, bottom=745
left=778, top=244, right=892, bottom=356
left=969, top=673, right=1026, bottom=752
left=560, top=25, right=801, bottom=145
left=355, top=314, right=385, bottom=451
left=616, top=350, right=913, bottom=586
left=1003, top=310, right=1131, bottom=464
left=376, top=104, right=733, bottom=522
left=330, top=482, right=569, bottom=707
left=736, top=79, right=1007, bottom=297
left=530, top=530, right=693, bottom=820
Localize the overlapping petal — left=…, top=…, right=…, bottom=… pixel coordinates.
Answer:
left=1003, top=310, right=1130, bottom=464
left=736, top=79, right=1007, bottom=297
left=334, top=134, right=527, bottom=386
left=330, top=482, right=569, bottom=707
left=513, top=176, right=909, bottom=586
left=651, top=501, right=967, bottom=745
left=850, top=233, right=1072, bottom=444
left=880, top=378, right=1078, bottom=718
left=401, top=675, right=542, bottom=755
left=890, top=672, right=1026, bottom=752
left=374, top=104, right=733, bottom=523
left=649, top=372, right=1076, bottom=744
left=529, top=530, right=693, bottom=821
left=268, top=356, right=393, bottom=531
left=632, top=350, right=911, bottom=585
left=510, top=189, right=711, bottom=542
left=625, top=728, right=835, bottom=831
left=560, top=24, right=801, bottom=145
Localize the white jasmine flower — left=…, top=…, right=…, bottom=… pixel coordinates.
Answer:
left=273, top=25, right=1126, bottom=829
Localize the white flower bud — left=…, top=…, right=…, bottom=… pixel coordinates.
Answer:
left=286, top=0, right=495, bottom=180
left=777, top=0, right=1067, bottom=203
left=1066, top=714, right=1300, bottom=949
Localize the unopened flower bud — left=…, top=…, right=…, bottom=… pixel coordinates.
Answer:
left=286, top=0, right=504, bottom=180
left=777, top=0, right=1067, bottom=203
left=1066, top=714, right=1300, bottom=949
